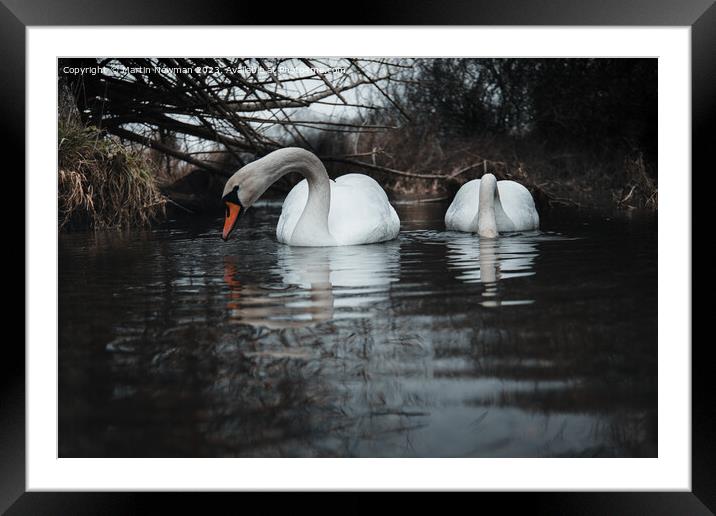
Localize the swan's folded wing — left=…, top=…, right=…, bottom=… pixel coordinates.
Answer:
left=496, top=181, right=540, bottom=231
left=445, top=179, right=481, bottom=232
left=331, top=174, right=400, bottom=245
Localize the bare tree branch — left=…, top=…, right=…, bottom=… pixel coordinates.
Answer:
left=112, top=126, right=231, bottom=178
left=62, top=57, right=411, bottom=176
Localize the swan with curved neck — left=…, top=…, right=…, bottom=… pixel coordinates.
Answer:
left=445, top=173, right=539, bottom=237
left=221, top=147, right=400, bottom=247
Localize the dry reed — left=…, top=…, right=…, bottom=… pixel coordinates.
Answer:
left=58, top=114, right=166, bottom=231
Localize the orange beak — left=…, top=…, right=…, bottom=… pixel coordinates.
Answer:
left=222, top=203, right=241, bottom=241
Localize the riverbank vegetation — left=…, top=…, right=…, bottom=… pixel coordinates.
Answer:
left=58, top=87, right=165, bottom=230
left=350, top=58, right=657, bottom=211
left=58, top=57, right=657, bottom=227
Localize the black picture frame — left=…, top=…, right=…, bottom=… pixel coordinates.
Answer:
left=6, top=0, right=707, bottom=513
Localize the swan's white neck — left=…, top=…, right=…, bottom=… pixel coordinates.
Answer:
left=475, top=174, right=499, bottom=238
left=244, top=148, right=334, bottom=245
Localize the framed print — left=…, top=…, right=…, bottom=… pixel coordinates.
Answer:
left=7, top=0, right=708, bottom=512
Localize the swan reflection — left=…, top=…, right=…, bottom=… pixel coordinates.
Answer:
left=224, top=241, right=400, bottom=328
left=446, top=233, right=538, bottom=307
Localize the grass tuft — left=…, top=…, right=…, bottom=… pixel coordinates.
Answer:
left=58, top=103, right=165, bottom=231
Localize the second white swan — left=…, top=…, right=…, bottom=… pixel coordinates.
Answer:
left=445, top=173, right=539, bottom=238
left=221, top=147, right=400, bottom=246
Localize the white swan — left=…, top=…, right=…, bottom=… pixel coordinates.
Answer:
left=444, top=173, right=539, bottom=237
left=221, top=147, right=400, bottom=246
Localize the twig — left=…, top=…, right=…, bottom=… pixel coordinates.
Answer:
left=323, top=156, right=449, bottom=180
left=164, top=198, right=195, bottom=214
left=112, top=126, right=231, bottom=178
left=449, top=161, right=486, bottom=178
left=620, top=184, right=637, bottom=204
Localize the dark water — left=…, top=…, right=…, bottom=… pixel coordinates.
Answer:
left=59, top=202, right=657, bottom=457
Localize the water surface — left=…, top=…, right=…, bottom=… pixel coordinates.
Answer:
left=59, top=202, right=657, bottom=457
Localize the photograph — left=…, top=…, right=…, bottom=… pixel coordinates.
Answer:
left=56, top=56, right=658, bottom=459
left=2, top=0, right=706, bottom=507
